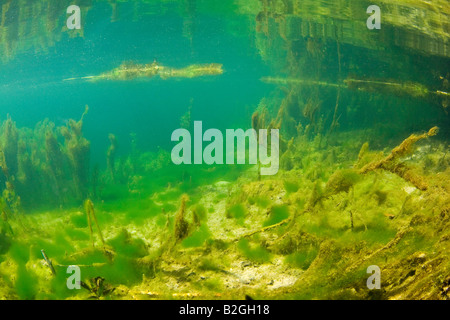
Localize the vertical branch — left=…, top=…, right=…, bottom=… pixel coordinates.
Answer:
left=84, top=199, right=105, bottom=247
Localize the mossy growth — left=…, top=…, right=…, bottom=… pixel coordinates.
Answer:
left=263, top=204, right=290, bottom=227
left=60, top=106, right=91, bottom=201
left=181, top=225, right=212, bottom=248
left=285, top=246, right=319, bottom=270
left=197, top=257, right=225, bottom=272
left=248, top=196, right=271, bottom=208
left=106, top=133, right=118, bottom=182
left=0, top=232, right=11, bottom=254
left=15, top=265, right=37, bottom=300
left=9, top=242, right=30, bottom=264
left=306, top=181, right=325, bottom=210
left=284, top=179, right=300, bottom=193
left=237, top=239, right=272, bottom=264
left=107, top=229, right=148, bottom=259
left=226, top=203, right=247, bottom=225
left=193, top=277, right=224, bottom=292
left=65, top=228, right=90, bottom=242
left=192, top=204, right=207, bottom=227
left=324, top=169, right=360, bottom=196
left=94, top=256, right=141, bottom=286
left=174, top=194, right=190, bottom=242
left=70, top=211, right=88, bottom=228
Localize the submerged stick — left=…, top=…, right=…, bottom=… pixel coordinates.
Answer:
left=41, top=249, right=56, bottom=275
left=261, top=77, right=344, bottom=88
left=232, top=217, right=292, bottom=242
left=64, top=62, right=223, bottom=82
left=261, top=77, right=450, bottom=101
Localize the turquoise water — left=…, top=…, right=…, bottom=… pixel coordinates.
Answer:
left=0, top=2, right=269, bottom=163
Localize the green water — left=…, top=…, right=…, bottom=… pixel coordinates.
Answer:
left=0, top=0, right=449, bottom=300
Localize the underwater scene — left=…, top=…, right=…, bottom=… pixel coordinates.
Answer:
left=0, top=0, right=449, bottom=301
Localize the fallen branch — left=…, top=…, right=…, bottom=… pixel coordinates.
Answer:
left=344, top=225, right=411, bottom=274
left=358, top=126, right=439, bottom=190
left=232, top=218, right=292, bottom=242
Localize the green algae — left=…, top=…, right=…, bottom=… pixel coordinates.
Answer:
left=15, top=265, right=37, bottom=300
left=248, top=195, right=271, bottom=208
left=263, top=205, right=290, bottom=227
left=9, top=243, right=30, bottom=264
left=285, top=247, right=318, bottom=270
left=107, top=229, right=148, bottom=259
left=237, top=239, right=272, bottom=264
left=227, top=203, right=247, bottom=225
left=284, top=180, right=300, bottom=194
left=182, top=225, right=212, bottom=248
left=70, top=212, right=89, bottom=228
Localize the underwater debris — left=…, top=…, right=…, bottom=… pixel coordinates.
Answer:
left=345, top=78, right=450, bottom=100
left=80, top=277, right=115, bottom=299
left=234, top=217, right=291, bottom=242
left=64, top=61, right=224, bottom=82
left=359, top=127, right=439, bottom=190
left=84, top=199, right=106, bottom=248
left=40, top=249, right=56, bottom=275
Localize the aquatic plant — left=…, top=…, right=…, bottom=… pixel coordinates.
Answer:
left=61, top=106, right=91, bottom=200
left=1, top=116, right=19, bottom=178
left=226, top=203, right=247, bottom=225
left=192, top=203, right=207, bottom=227
left=106, top=133, right=118, bottom=182
left=324, top=169, right=360, bottom=196
left=237, top=239, right=271, bottom=264
left=0, top=205, right=14, bottom=236
left=174, top=194, right=190, bottom=242
left=263, top=204, right=290, bottom=227
left=180, top=99, right=193, bottom=131
left=44, top=129, right=66, bottom=203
